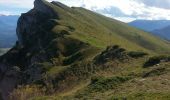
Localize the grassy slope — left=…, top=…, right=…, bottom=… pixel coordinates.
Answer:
left=10, top=1, right=170, bottom=100
left=46, top=2, right=170, bottom=99
left=73, top=62, right=170, bottom=100
left=31, top=58, right=170, bottom=100
left=43, top=1, right=170, bottom=54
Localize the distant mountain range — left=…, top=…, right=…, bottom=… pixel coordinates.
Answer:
left=129, top=20, right=170, bottom=40
left=152, top=25, right=170, bottom=40
left=0, top=15, right=19, bottom=48
left=128, top=20, right=170, bottom=31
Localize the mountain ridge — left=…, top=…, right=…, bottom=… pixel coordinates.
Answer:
left=128, top=20, right=170, bottom=41
left=0, top=0, right=170, bottom=99
left=152, top=25, right=170, bottom=40
left=129, top=20, right=170, bottom=31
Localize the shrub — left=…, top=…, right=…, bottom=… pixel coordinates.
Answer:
left=38, top=62, right=53, bottom=72
left=128, top=51, right=148, bottom=58
left=9, top=85, right=45, bottom=100
left=143, top=55, right=170, bottom=67
left=142, top=68, right=166, bottom=77
left=89, top=76, right=131, bottom=92
left=94, top=45, right=128, bottom=64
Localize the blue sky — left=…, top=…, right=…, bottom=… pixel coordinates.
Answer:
left=1, top=0, right=170, bottom=22
left=0, top=5, right=28, bottom=15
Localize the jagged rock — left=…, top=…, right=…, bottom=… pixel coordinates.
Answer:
left=1, top=0, right=92, bottom=88
left=94, top=45, right=128, bottom=64
left=0, top=0, right=61, bottom=98
left=0, top=64, right=20, bottom=100
left=17, top=0, right=58, bottom=46
left=34, top=0, right=57, bottom=17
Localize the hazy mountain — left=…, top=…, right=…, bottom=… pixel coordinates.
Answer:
left=0, top=15, right=19, bottom=48
left=152, top=25, right=170, bottom=40
left=128, top=20, right=170, bottom=31
left=0, top=0, right=170, bottom=100
left=0, top=48, right=10, bottom=56
left=128, top=20, right=170, bottom=41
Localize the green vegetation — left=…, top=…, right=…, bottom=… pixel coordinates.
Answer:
left=2, top=0, right=170, bottom=100
left=110, top=92, right=170, bottom=100
left=94, top=45, right=128, bottom=64
left=128, top=51, right=148, bottom=58
left=144, top=55, right=170, bottom=67
left=142, top=67, right=166, bottom=77
left=43, top=0, right=170, bottom=54
left=88, top=76, right=131, bottom=92
left=9, top=85, right=45, bottom=100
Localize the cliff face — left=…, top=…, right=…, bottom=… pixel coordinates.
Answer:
left=17, top=0, right=58, bottom=46
left=0, top=64, right=20, bottom=100
left=1, top=0, right=58, bottom=69
left=0, top=0, right=92, bottom=99
left=0, top=0, right=62, bottom=99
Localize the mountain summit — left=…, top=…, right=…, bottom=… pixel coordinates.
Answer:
left=0, top=0, right=170, bottom=99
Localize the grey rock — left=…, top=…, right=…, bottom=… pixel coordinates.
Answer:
left=17, top=0, right=57, bottom=46
left=0, top=64, right=20, bottom=100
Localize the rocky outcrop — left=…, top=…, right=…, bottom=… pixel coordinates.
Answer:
left=0, top=64, right=20, bottom=100
left=17, top=0, right=58, bottom=46
left=0, top=1, right=91, bottom=99
left=34, top=0, right=52, bottom=13
left=94, top=45, right=128, bottom=64
left=0, top=0, right=60, bottom=99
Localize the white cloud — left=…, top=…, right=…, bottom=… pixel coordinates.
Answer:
left=104, top=14, right=135, bottom=22
left=56, top=0, right=170, bottom=21
left=137, top=0, right=170, bottom=9
left=55, top=0, right=84, bottom=7
left=85, top=0, right=146, bottom=15
left=1, top=0, right=170, bottom=22
left=0, top=11, right=11, bottom=15
left=114, top=17, right=136, bottom=23
left=0, top=0, right=34, bottom=8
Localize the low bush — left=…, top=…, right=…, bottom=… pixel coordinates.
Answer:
left=142, top=68, right=166, bottom=77
left=9, top=85, right=45, bottom=100
left=128, top=51, right=148, bottom=58
left=88, top=76, right=131, bottom=92
left=94, top=45, right=128, bottom=64
left=143, top=55, right=170, bottom=67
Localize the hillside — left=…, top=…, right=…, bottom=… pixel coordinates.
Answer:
left=0, top=0, right=170, bottom=100
left=0, top=15, right=19, bottom=48
left=152, top=25, right=170, bottom=40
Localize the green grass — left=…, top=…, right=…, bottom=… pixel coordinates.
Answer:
left=43, top=0, right=170, bottom=54
left=110, top=92, right=170, bottom=100
left=87, top=76, right=131, bottom=92
left=7, top=1, right=170, bottom=100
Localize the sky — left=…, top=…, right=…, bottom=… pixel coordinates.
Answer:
left=1, top=0, right=170, bottom=22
